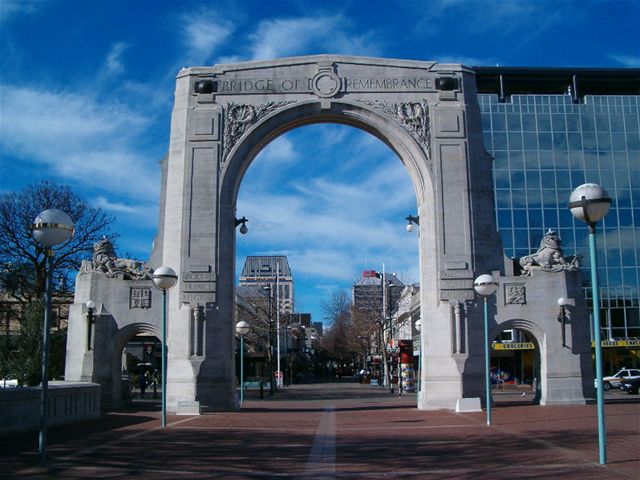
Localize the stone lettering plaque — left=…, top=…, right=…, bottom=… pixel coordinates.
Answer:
left=180, top=292, right=216, bottom=304
left=180, top=268, right=216, bottom=304
left=176, top=400, right=201, bottom=415
left=182, top=271, right=216, bottom=282
left=130, top=287, right=152, bottom=309
left=214, top=75, right=438, bottom=95
left=440, top=289, right=474, bottom=302
left=456, top=397, right=481, bottom=412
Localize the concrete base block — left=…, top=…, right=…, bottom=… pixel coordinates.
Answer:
left=176, top=400, right=201, bottom=415
left=455, top=397, right=482, bottom=412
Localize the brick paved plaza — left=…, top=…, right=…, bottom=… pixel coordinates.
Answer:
left=2, top=381, right=639, bottom=479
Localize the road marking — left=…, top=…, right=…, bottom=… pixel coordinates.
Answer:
left=303, top=406, right=336, bottom=479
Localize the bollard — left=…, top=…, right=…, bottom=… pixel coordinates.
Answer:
left=259, top=381, right=264, bottom=399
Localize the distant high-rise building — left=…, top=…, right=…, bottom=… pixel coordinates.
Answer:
left=282, top=312, right=311, bottom=327
left=352, top=270, right=405, bottom=318
left=239, top=256, right=294, bottom=313
left=312, top=321, right=323, bottom=337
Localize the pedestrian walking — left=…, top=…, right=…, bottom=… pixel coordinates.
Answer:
left=139, top=372, right=147, bottom=398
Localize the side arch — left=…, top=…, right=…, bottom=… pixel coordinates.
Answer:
left=490, top=318, right=544, bottom=403
left=109, top=322, right=160, bottom=408
left=490, top=318, right=545, bottom=346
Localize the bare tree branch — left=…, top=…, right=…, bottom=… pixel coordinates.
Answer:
left=0, top=181, right=116, bottom=304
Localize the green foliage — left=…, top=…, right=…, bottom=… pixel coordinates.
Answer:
left=0, top=334, right=12, bottom=381
left=0, top=301, right=67, bottom=386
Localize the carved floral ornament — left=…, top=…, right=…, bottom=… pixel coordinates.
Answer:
left=355, top=99, right=431, bottom=156
left=505, top=284, right=526, bottom=305
left=222, top=99, right=432, bottom=162
left=222, top=101, right=295, bottom=162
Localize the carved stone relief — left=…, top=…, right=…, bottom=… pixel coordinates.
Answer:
left=356, top=99, right=431, bottom=158
left=222, top=101, right=296, bottom=162
left=80, top=237, right=150, bottom=280
left=504, top=283, right=526, bottom=305
left=519, top=229, right=580, bottom=276
left=130, top=287, right=152, bottom=309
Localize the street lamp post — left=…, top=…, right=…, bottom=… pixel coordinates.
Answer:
left=31, top=209, right=74, bottom=465
left=377, top=265, right=393, bottom=393
left=414, top=319, right=421, bottom=399
left=236, top=320, right=250, bottom=405
left=557, top=297, right=567, bottom=348
left=474, top=273, right=499, bottom=426
left=275, top=268, right=282, bottom=388
left=262, top=285, right=275, bottom=395
left=569, top=183, right=611, bottom=465
left=284, top=324, right=292, bottom=386
left=152, top=266, right=178, bottom=428
left=86, top=300, right=96, bottom=350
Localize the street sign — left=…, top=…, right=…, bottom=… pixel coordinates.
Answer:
left=274, top=370, right=283, bottom=379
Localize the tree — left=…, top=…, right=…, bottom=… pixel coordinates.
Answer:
left=320, top=290, right=359, bottom=366
left=0, top=300, right=66, bottom=385
left=0, top=181, right=116, bottom=303
left=351, top=305, right=380, bottom=358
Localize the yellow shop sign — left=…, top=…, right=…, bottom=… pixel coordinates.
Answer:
left=492, top=342, right=535, bottom=350
left=591, top=339, right=640, bottom=348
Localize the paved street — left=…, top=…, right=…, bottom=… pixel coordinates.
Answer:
left=2, top=381, right=639, bottom=479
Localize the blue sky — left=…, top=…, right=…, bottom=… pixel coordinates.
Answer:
left=1, top=0, right=639, bottom=323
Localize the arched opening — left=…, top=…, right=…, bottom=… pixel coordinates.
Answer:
left=112, top=323, right=160, bottom=407
left=225, top=102, right=431, bottom=404
left=123, top=334, right=161, bottom=400
left=490, top=321, right=542, bottom=405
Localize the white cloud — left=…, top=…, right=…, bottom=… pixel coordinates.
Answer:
left=93, top=196, right=150, bottom=215
left=216, top=54, right=244, bottom=65
left=420, top=0, right=556, bottom=34
left=290, top=249, right=363, bottom=282
left=0, top=0, right=37, bottom=24
left=608, top=54, right=640, bottom=68
left=105, top=42, right=129, bottom=76
left=181, top=11, right=235, bottom=65
left=260, top=136, right=297, bottom=165
left=237, top=168, right=418, bottom=274
left=416, top=0, right=569, bottom=55
left=248, top=16, right=338, bottom=60
left=236, top=123, right=420, bottom=320
left=0, top=85, right=158, bottom=198
left=435, top=55, right=499, bottom=67
left=247, top=15, right=381, bottom=61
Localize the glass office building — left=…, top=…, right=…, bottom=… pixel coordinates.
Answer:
left=475, top=68, right=639, bottom=360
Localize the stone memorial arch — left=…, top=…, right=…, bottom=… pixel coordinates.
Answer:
left=65, top=56, right=594, bottom=411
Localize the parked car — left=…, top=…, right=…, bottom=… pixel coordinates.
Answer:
left=597, top=368, right=640, bottom=391
left=619, top=377, right=640, bottom=395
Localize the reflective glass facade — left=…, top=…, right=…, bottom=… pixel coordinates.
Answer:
left=479, top=93, right=640, bottom=339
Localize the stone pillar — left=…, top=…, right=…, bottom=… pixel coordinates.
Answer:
left=162, top=69, right=235, bottom=411
left=419, top=70, right=503, bottom=410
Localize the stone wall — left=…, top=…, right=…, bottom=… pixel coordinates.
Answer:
left=0, top=382, right=100, bottom=435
